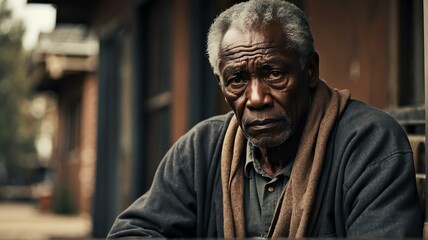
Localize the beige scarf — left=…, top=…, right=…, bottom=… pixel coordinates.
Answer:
left=221, top=80, right=350, bottom=238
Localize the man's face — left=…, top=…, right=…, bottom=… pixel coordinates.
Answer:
left=217, top=23, right=316, bottom=148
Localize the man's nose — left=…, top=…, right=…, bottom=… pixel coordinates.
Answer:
left=245, top=79, right=273, bottom=109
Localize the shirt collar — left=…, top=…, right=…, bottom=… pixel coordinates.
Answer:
left=244, top=140, right=294, bottom=179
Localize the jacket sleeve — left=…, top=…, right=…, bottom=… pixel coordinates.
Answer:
left=339, top=114, right=423, bottom=237
left=107, top=140, right=197, bottom=238
left=107, top=113, right=231, bottom=238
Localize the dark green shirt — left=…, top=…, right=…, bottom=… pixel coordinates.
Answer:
left=244, top=141, right=293, bottom=238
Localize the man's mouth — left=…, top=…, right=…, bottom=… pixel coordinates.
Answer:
left=246, top=118, right=282, bottom=129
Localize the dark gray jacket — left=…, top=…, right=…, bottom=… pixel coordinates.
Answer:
left=108, top=100, right=423, bottom=238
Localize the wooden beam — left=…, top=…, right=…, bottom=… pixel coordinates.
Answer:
left=424, top=0, right=428, bottom=236
left=171, top=0, right=190, bottom=143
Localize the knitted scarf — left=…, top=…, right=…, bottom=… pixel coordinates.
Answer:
left=221, top=80, right=350, bottom=238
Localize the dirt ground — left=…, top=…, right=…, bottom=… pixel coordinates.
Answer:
left=0, top=201, right=91, bottom=239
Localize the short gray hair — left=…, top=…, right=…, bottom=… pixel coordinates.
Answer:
left=206, top=0, right=314, bottom=75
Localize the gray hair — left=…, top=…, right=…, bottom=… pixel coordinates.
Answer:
left=206, top=0, right=314, bottom=75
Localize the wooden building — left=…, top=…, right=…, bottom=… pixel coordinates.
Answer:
left=27, top=25, right=98, bottom=214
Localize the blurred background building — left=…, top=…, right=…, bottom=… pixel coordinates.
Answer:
left=28, top=24, right=98, bottom=215
left=0, top=0, right=424, bottom=238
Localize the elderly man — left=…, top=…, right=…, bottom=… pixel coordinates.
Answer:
left=108, top=0, right=422, bottom=238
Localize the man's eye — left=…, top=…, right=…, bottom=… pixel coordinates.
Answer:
left=266, top=71, right=283, bottom=81
left=228, top=77, right=245, bottom=86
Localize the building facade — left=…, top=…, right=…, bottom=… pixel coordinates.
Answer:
left=28, top=25, right=98, bottom=215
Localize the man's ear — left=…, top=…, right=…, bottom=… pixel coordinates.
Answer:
left=305, top=52, right=319, bottom=88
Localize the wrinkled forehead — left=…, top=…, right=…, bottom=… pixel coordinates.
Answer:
left=221, top=23, right=285, bottom=48
left=218, top=23, right=296, bottom=65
